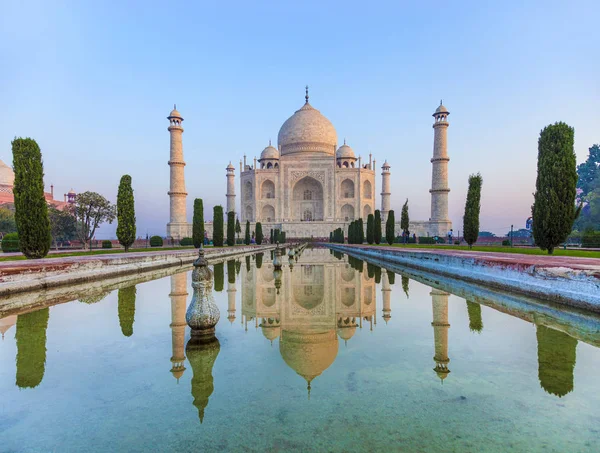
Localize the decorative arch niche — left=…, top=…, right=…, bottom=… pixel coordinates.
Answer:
left=363, top=180, right=372, bottom=199
left=292, top=176, right=324, bottom=221
left=261, top=180, right=275, bottom=199
left=341, top=179, right=354, bottom=198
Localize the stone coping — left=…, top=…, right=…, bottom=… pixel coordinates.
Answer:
left=327, top=244, right=600, bottom=312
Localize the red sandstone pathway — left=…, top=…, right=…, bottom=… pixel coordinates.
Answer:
left=341, top=245, right=600, bottom=275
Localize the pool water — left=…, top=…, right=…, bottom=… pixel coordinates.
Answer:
left=1, top=248, right=599, bottom=452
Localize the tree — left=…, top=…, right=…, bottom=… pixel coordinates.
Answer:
left=576, top=144, right=600, bottom=199
left=12, top=138, right=51, bottom=258
left=401, top=199, right=410, bottom=240
left=244, top=220, right=251, bottom=245
left=118, top=285, right=136, bottom=337
left=466, top=301, right=483, bottom=333
left=463, top=173, right=483, bottom=249
left=15, top=308, right=49, bottom=389
left=358, top=218, right=364, bottom=244
left=69, top=192, right=116, bottom=249
left=48, top=205, right=76, bottom=249
left=192, top=199, right=204, bottom=248
left=235, top=218, right=241, bottom=242
left=213, top=262, right=224, bottom=291
left=0, top=207, right=17, bottom=235
left=213, top=206, right=224, bottom=246
left=385, top=210, right=395, bottom=245
left=366, top=214, right=374, bottom=244
left=255, top=222, right=263, bottom=245
left=532, top=123, right=581, bottom=254
left=374, top=210, right=382, bottom=244
left=116, top=175, right=136, bottom=252
left=227, top=211, right=235, bottom=246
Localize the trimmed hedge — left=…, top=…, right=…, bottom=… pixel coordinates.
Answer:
left=180, top=237, right=193, bottom=246
left=418, top=236, right=435, bottom=244
left=102, top=240, right=112, bottom=249
left=1, top=232, right=20, bottom=253
left=150, top=235, right=163, bottom=247
left=582, top=231, right=600, bottom=248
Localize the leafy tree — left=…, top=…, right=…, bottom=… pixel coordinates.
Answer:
left=12, top=138, right=51, bottom=258
left=0, top=207, right=17, bottom=234
left=118, top=285, right=136, bottom=337
left=192, top=199, right=204, bottom=248
left=235, top=218, right=241, bottom=242
left=213, top=206, right=224, bottom=246
left=466, top=301, right=483, bottom=333
left=15, top=308, right=49, bottom=389
left=478, top=231, right=496, bottom=238
left=366, top=214, right=374, bottom=244
left=48, top=205, right=76, bottom=249
left=576, top=144, right=600, bottom=199
left=69, top=192, right=116, bottom=249
left=401, top=199, right=410, bottom=237
left=532, top=123, right=581, bottom=254
left=385, top=210, right=395, bottom=245
left=463, top=173, right=483, bottom=249
left=227, top=211, right=235, bottom=246
left=244, top=220, right=251, bottom=245
left=255, top=222, right=263, bottom=245
left=116, top=175, right=136, bottom=252
left=374, top=210, right=382, bottom=244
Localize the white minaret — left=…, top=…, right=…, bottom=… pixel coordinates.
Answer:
left=430, top=101, right=450, bottom=228
left=167, top=105, right=188, bottom=239
left=226, top=162, right=236, bottom=214
left=380, top=161, right=391, bottom=222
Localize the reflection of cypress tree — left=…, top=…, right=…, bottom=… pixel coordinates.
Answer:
left=537, top=325, right=577, bottom=398
left=374, top=266, right=382, bottom=284
left=367, top=263, right=375, bottom=279
left=348, top=256, right=363, bottom=272
left=245, top=255, right=251, bottom=273
left=466, top=301, right=483, bottom=333
left=15, top=308, right=49, bottom=389
left=227, top=260, right=236, bottom=284
left=186, top=338, right=220, bottom=424
left=213, top=263, right=224, bottom=292
left=401, top=275, right=409, bottom=298
left=118, top=285, right=136, bottom=337
left=270, top=250, right=274, bottom=260
left=235, top=259, right=241, bottom=275
left=333, top=251, right=344, bottom=260
left=256, top=253, right=263, bottom=269
left=386, top=270, right=395, bottom=285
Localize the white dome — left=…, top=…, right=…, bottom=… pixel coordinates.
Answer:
left=278, top=102, right=337, bottom=156
left=260, top=145, right=280, bottom=161
left=434, top=102, right=449, bottom=115
left=0, top=160, right=15, bottom=186
left=336, top=143, right=356, bottom=160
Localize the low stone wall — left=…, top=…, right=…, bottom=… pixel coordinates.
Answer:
left=0, top=245, right=279, bottom=298
left=327, top=244, right=600, bottom=312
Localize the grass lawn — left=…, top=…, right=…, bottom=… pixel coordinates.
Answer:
left=373, top=243, right=600, bottom=258
left=0, top=246, right=201, bottom=262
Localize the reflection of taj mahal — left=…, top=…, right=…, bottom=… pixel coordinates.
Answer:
left=166, top=88, right=452, bottom=239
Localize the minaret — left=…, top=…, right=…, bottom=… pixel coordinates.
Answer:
left=431, top=289, right=451, bottom=381
left=380, top=161, right=391, bottom=222
left=167, top=105, right=188, bottom=240
left=430, top=101, right=450, bottom=227
left=381, top=270, right=392, bottom=323
left=226, top=162, right=236, bottom=214
left=227, top=280, right=237, bottom=324
left=169, top=273, right=188, bottom=381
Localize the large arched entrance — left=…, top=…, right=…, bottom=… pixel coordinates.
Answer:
left=292, top=176, right=324, bottom=221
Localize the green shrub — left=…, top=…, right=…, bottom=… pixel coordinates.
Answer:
left=180, top=237, right=193, bottom=246
left=1, top=232, right=20, bottom=253
left=102, top=240, right=112, bottom=249
left=454, top=240, right=460, bottom=245
left=419, top=236, right=435, bottom=244
left=502, top=239, right=511, bottom=246
left=150, top=235, right=163, bottom=247
left=582, top=231, right=600, bottom=248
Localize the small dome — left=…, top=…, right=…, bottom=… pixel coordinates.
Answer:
left=0, top=160, right=15, bottom=186
left=168, top=105, right=183, bottom=119
left=226, top=162, right=235, bottom=170
left=382, top=160, right=390, bottom=168
left=337, top=326, right=357, bottom=342
left=278, top=100, right=337, bottom=156
left=260, top=145, right=280, bottom=161
left=336, top=143, right=356, bottom=160
left=261, top=325, right=281, bottom=342
left=434, top=102, right=449, bottom=115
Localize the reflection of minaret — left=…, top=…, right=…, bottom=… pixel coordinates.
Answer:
left=15, top=308, right=50, bottom=389
left=186, top=338, right=220, bottom=423
left=381, top=270, right=392, bottom=324
left=431, top=289, right=450, bottom=382
left=536, top=325, right=577, bottom=397
left=227, top=281, right=237, bottom=324
left=169, top=273, right=188, bottom=381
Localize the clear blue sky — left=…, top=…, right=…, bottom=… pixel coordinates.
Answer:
left=1, top=0, right=598, bottom=238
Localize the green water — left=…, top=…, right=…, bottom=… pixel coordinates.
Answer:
left=1, top=248, right=599, bottom=452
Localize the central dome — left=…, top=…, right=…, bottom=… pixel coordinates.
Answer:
left=0, top=160, right=15, bottom=186
left=278, top=101, right=337, bottom=156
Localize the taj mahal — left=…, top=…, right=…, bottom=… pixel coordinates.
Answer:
left=167, top=88, right=451, bottom=240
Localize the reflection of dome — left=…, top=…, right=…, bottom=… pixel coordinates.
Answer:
left=336, top=143, right=356, bottom=159
left=261, top=324, right=281, bottom=343
left=337, top=326, right=357, bottom=342
left=260, top=145, right=280, bottom=160
left=0, top=159, right=15, bottom=186
left=280, top=330, right=338, bottom=388
left=278, top=100, right=337, bottom=156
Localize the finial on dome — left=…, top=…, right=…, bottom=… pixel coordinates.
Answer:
left=305, top=85, right=309, bottom=104
left=269, top=139, right=271, bottom=146
left=174, top=103, right=177, bottom=110
left=440, top=99, right=442, bottom=106
left=343, top=138, right=346, bottom=145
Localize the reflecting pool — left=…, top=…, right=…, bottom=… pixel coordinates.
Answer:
left=1, top=247, right=599, bottom=452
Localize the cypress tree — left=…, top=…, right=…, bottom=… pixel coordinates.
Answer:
left=256, top=253, right=263, bottom=269
left=11, top=138, right=51, bottom=259
left=244, top=220, right=251, bottom=245
left=227, top=260, right=236, bottom=284
left=385, top=210, right=395, bottom=245
left=213, top=206, right=224, bottom=246
left=463, top=173, right=483, bottom=249
left=227, top=211, right=235, bottom=246
left=466, top=301, right=483, bottom=333
left=358, top=218, right=364, bottom=244
left=401, top=275, right=409, bottom=298
left=255, top=222, right=263, bottom=245
left=213, top=262, right=224, bottom=292
left=235, top=218, right=241, bottom=242
left=270, top=228, right=274, bottom=244
left=374, top=210, right=382, bottom=244
left=348, top=221, right=354, bottom=244
left=400, top=199, right=409, bottom=240
left=386, top=270, right=395, bottom=285
left=192, top=199, right=204, bottom=248
left=532, top=122, right=581, bottom=254
left=366, top=214, right=374, bottom=244
left=116, top=175, right=136, bottom=252
left=118, top=285, right=136, bottom=337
